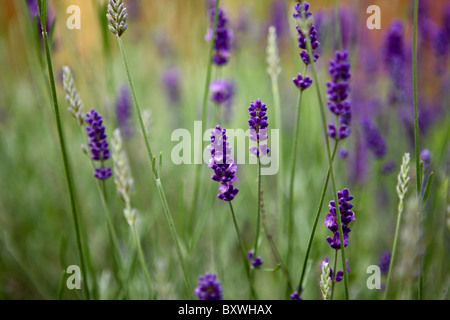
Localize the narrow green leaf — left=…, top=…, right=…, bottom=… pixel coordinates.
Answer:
left=422, top=171, right=434, bottom=202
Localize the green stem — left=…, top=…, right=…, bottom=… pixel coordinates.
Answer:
left=254, top=151, right=262, bottom=255
left=190, top=0, right=221, bottom=235
left=383, top=198, right=405, bottom=299
left=412, top=0, right=421, bottom=197
left=412, top=0, right=423, bottom=300
left=296, top=142, right=338, bottom=295
left=334, top=0, right=343, bottom=50
left=260, top=185, right=293, bottom=293
left=39, top=19, right=90, bottom=300
left=249, top=152, right=262, bottom=299
left=286, top=64, right=308, bottom=275
left=116, top=36, right=193, bottom=298
left=131, top=223, right=154, bottom=299
left=228, top=201, right=256, bottom=299
left=305, top=30, right=349, bottom=299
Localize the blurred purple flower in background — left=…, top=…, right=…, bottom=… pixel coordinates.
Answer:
left=209, top=79, right=234, bottom=107
left=115, top=84, right=133, bottom=139
left=161, top=66, right=181, bottom=106
left=361, top=116, right=387, bottom=159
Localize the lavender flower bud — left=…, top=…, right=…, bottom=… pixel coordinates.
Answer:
left=194, top=273, right=223, bottom=300
left=293, top=73, right=313, bottom=91
left=107, top=0, right=128, bottom=37
left=62, top=66, right=85, bottom=125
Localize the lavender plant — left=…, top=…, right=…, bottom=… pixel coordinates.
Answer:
left=107, top=0, right=192, bottom=296
left=36, top=0, right=90, bottom=299
left=63, top=66, right=125, bottom=297
left=293, top=1, right=350, bottom=299
left=208, top=125, right=255, bottom=298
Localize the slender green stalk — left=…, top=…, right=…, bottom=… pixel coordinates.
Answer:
left=296, top=142, right=338, bottom=295
left=131, top=224, right=154, bottom=299
left=305, top=31, right=349, bottom=300
left=228, top=201, right=256, bottom=299
left=116, top=37, right=193, bottom=298
left=253, top=150, right=262, bottom=256
left=38, top=8, right=90, bottom=299
left=412, top=0, right=423, bottom=300
left=286, top=64, right=308, bottom=275
left=334, top=0, right=343, bottom=50
left=190, top=0, right=221, bottom=234
left=412, top=0, right=421, bottom=197
left=260, top=185, right=293, bottom=293
left=249, top=152, right=263, bottom=299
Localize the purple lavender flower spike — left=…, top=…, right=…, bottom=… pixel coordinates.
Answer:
left=293, top=73, right=313, bottom=91
left=85, top=109, right=112, bottom=180
left=194, top=273, right=223, bottom=300
left=293, top=2, right=320, bottom=65
left=361, top=116, right=387, bottom=158
left=205, top=7, right=233, bottom=66
left=248, top=99, right=270, bottom=157
left=384, top=20, right=407, bottom=104
left=208, top=125, right=239, bottom=201
left=324, top=188, right=355, bottom=249
left=209, top=79, right=235, bottom=107
left=115, top=84, right=133, bottom=139
left=327, top=50, right=352, bottom=140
